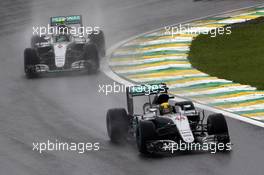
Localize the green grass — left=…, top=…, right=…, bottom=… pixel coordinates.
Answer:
left=188, top=18, right=264, bottom=90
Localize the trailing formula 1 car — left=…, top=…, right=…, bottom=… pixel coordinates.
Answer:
left=106, top=83, right=231, bottom=154
left=24, top=15, right=105, bottom=78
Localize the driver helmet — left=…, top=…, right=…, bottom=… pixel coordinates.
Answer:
left=160, top=102, right=171, bottom=115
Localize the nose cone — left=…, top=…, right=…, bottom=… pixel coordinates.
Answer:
left=54, top=43, right=67, bottom=68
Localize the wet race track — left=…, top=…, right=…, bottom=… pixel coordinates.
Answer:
left=0, top=0, right=264, bottom=174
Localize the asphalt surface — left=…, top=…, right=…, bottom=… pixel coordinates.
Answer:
left=0, top=0, right=264, bottom=175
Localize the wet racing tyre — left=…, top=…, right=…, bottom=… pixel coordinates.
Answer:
left=31, top=35, right=47, bottom=48
left=88, top=30, right=105, bottom=57
left=207, top=113, right=229, bottom=135
left=207, top=113, right=230, bottom=145
left=24, top=48, right=40, bottom=78
left=106, top=108, right=129, bottom=143
left=83, top=43, right=100, bottom=73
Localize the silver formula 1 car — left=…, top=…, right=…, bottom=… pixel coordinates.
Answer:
left=106, top=83, right=231, bottom=154
left=24, top=15, right=105, bottom=78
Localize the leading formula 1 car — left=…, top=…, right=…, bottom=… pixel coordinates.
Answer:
left=106, top=83, right=231, bottom=154
left=24, top=15, right=105, bottom=78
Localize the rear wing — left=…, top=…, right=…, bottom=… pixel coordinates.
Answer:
left=126, top=83, right=168, bottom=115
left=50, top=15, right=83, bottom=26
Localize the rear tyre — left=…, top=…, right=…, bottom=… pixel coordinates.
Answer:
left=207, top=113, right=229, bottom=135
left=88, top=30, right=105, bottom=57
left=83, top=43, right=100, bottom=73
left=136, top=120, right=156, bottom=154
left=106, top=108, right=129, bottom=143
left=24, top=48, right=40, bottom=78
left=207, top=113, right=230, bottom=151
left=31, top=35, right=47, bottom=48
